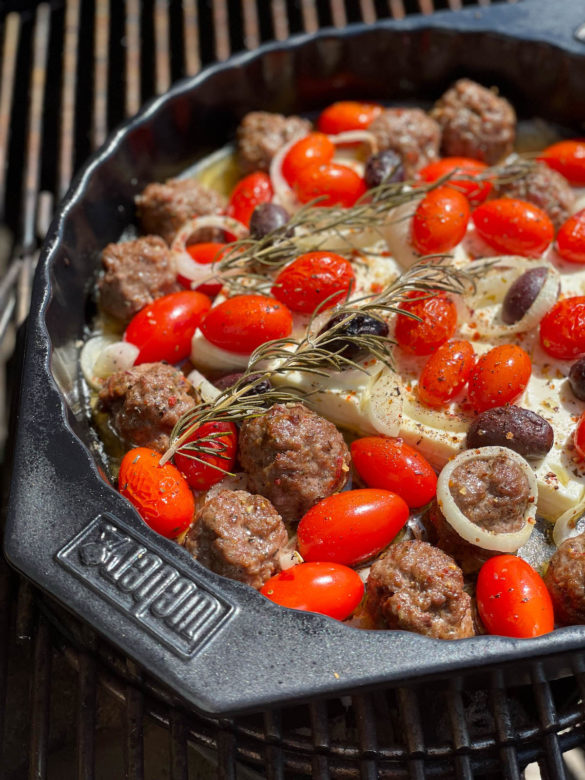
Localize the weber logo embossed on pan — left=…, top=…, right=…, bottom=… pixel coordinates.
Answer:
left=57, top=515, right=233, bottom=658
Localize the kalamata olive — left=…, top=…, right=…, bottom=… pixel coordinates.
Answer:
left=249, top=203, right=291, bottom=239
left=365, top=150, right=405, bottom=189
left=502, top=266, right=549, bottom=324
left=213, top=372, right=271, bottom=396
left=569, top=357, right=585, bottom=401
left=318, top=312, right=389, bottom=360
left=466, top=404, right=554, bottom=459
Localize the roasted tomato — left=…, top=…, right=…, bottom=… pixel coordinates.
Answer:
left=293, top=162, right=366, bottom=208
left=417, top=157, right=491, bottom=205
left=417, top=339, right=476, bottom=407
left=261, top=562, right=364, bottom=621
left=124, top=290, right=211, bottom=364
left=200, top=294, right=293, bottom=354
left=227, top=171, right=273, bottom=227
left=317, top=101, right=383, bottom=134
left=472, top=198, right=554, bottom=258
left=476, top=555, right=554, bottom=638
left=350, top=437, right=437, bottom=508
left=574, top=411, right=585, bottom=458
left=539, top=139, right=585, bottom=185
left=540, top=296, right=585, bottom=360
left=394, top=291, right=457, bottom=356
left=118, top=447, right=194, bottom=538
left=467, top=344, right=531, bottom=413
left=297, top=489, right=409, bottom=567
left=556, top=209, right=585, bottom=264
left=281, top=132, right=335, bottom=186
left=178, top=242, right=230, bottom=297
left=174, top=421, right=238, bottom=491
left=271, top=251, right=355, bottom=313
left=411, top=186, right=470, bottom=254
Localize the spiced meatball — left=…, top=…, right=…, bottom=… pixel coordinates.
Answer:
left=238, top=403, right=351, bottom=523
left=365, top=540, right=474, bottom=639
left=427, top=501, right=498, bottom=575
left=98, top=362, right=197, bottom=452
left=236, top=111, right=312, bottom=174
left=97, top=236, right=180, bottom=324
left=544, top=532, right=585, bottom=625
left=136, top=177, right=226, bottom=245
left=368, top=108, right=441, bottom=178
left=431, top=79, right=516, bottom=164
left=184, top=490, right=288, bottom=589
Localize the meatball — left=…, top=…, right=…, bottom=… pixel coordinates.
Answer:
left=98, top=362, right=197, bottom=452
left=427, top=501, right=497, bottom=575
left=238, top=403, right=351, bottom=523
left=97, top=236, right=180, bottom=324
left=431, top=79, right=516, bottom=164
left=368, top=108, right=441, bottom=178
left=236, top=111, right=312, bottom=174
left=492, top=162, right=575, bottom=230
left=365, top=540, right=474, bottom=639
left=545, top=532, right=585, bottom=625
left=184, top=489, right=288, bottom=589
left=136, top=177, right=226, bottom=245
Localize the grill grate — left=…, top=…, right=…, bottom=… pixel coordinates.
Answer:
left=1, top=1, right=585, bottom=778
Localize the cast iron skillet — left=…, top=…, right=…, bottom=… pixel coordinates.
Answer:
left=6, top=0, right=585, bottom=716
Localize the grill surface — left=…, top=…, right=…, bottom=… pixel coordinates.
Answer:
left=2, top=1, right=585, bottom=777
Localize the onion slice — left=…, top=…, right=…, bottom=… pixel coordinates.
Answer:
left=363, top=366, right=403, bottom=437
left=269, top=132, right=306, bottom=211
left=186, top=368, right=222, bottom=403
left=171, top=215, right=248, bottom=286
left=80, top=335, right=138, bottom=390
left=436, top=446, right=538, bottom=552
left=327, top=130, right=378, bottom=153
left=552, top=493, right=585, bottom=548
left=403, top=395, right=471, bottom=433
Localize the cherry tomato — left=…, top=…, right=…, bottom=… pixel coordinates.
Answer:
left=417, top=339, right=476, bottom=408
left=261, top=562, right=364, bottom=621
left=574, top=411, right=585, bottom=458
left=350, top=437, right=437, bottom=508
left=467, top=344, right=531, bottom=413
left=178, top=242, right=230, bottom=297
left=417, top=157, right=492, bottom=205
left=539, top=139, right=585, bottom=185
left=317, top=101, right=383, bottom=135
left=281, top=132, right=335, bottom=186
left=297, top=488, right=409, bottom=567
left=118, top=447, right=194, bottom=538
left=174, top=421, right=237, bottom=491
left=476, top=555, right=554, bottom=638
left=125, top=290, right=211, bottom=364
left=540, top=296, right=585, bottom=360
left=293, top=162, right=366, bottom=208
left=200, top=294, right=293, bottom=354
left=271, top=251, right=355, bottom=314
left=411, top=186, right=470, bottom=254
left=556, top=209, right=585, bottom=264
left=472, top=198, right=554, bottom=258
left=394, top=291, right=457, bottom=356
left=227, top=171, right=273, bottom=227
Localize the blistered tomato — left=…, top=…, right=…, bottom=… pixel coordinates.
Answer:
left=227, top=171, right=273, bottom=227
left=539, top=139, right=585, bottom=185
left=293, top=162, right=366, bottom=208
left=317, top=101, right=383, bottom=134
left=540, top=296, right=585, bottom=360
left=467, top=344, right=532, bottom=413
left=271, top=251, right=355, bottom=313
left=179, top=242, right=230, bottom=297
left=200, top=294, right=293, bottom=354
left=574, top=411, right=585, bottom=458
left=394, top=291, right=457, bottom=356
left=472, top=198, right=554, bottom=258
left=281, top=132, right=335, bottom=186
left=417, top=157, right=491, bottom=205
left=556, top=209, right=585, bottom=264
left=411, top=186, right=470, bottom=254
left=174, top=421, right=237, bottom=491
left=417, top=339, right=476, bottom=407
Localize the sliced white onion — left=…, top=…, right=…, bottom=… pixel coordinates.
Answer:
left=380, top=199, right=422, bottom=269
left=171, top=215, right=248, bottom=286
left=278, top=536, right=303, bottom=571
left=190, top=328, right=250, bottom=371
left=436, top=446, right=538, bottom=552
left=80, top=334, right=138, bottom=390
left=552, top=494, right=585, bottom=548
left=269, top=132, right=306, bottom=211
left=403, top=395, right=471, bottom=433
left=363, top=366, right=404, bottom=437
left=468, top=256, right=532, bottom=308
left=328, top=130, right=378, bottom=153
left=186, top=368, right=222, bottom=403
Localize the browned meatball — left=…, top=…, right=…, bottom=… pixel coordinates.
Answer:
left=368, top=108, right=441, bottom=178
left=184, top=490, right=288, bottom=589
left=427, top=501, right=498, bottom=575
left=98, top=362, right=197, bottom=452
left=238, top=403, right=351, bottom=523
left=136, top=177, right=226, bottom=245
left=365, top=540, right=474, bottom=639
left=544, top=532, right=585, bottom=625
left=236, top=111, right=312, bottom=174
left=431, top=79, right=516, bottom=164
left=492, top=162, right=575, bottom=231
left=97, top=236, right=180, bottom=324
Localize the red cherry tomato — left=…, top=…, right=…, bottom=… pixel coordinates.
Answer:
left=125, top=290, right=211, bottom=364
left=540, top=296, right=585, bottom=360
left=200, top=294, right=293, bottom=354
left=261, top=562, right=364, bottom=621
left=417, top=339, right=476, bottom=408
left=293, top=162, right=366, bottom=208
left=350, top=437, right=437, bottom=508
left=227, top=171, right=273, bottom=227
left=411, top=186, right=470, bottom=254
left=417, top=157, right=492, bottom=205
left=118, top=447, right=194, bottom=538
left=282, top=132, right=335, bottom=186
left=556, top=209, right=585, bottom=264
left=476, top=555, right=554, bottom=638
left=271, top=251, right=355, bottom=314
left=174, top=421, right=237, bottom=491
left=467, top=344, right=532, bottom=413
left=539, top=139, right=585, bottom=185
left=178, top=242, right=230, bottom=297
left=472, top=198, right=554, bottom=258
left=574, top=411, right=585, bottom=459
left=317, top=101, right=383, bottom=134
left=297, top=488, right=409, bottom=567
left=394, top=291, right=457, bottom=356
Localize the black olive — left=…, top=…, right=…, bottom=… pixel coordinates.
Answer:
left=466, top=404, right=554, bottom=459
left=501, top=266, right=550, bottom=324
left=249, top=203, right=291, bottom=239
left=569, top=357, right=585, bottom=401
left=213, top=372, right=271, bottom=396
left=364, top=149, right=405, bottom=189
left=318, top=312, right=389, bottom=360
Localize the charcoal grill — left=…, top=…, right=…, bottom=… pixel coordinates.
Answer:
left=2, top=0, right=585, bottom=776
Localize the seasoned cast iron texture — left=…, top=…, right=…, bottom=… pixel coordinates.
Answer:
left=6, top=0, right=585, bottom=716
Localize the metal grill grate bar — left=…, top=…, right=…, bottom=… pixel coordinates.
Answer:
left=213, top=0, right=231, bottom=62
left=0, top=13, right=20, bottom=222
left=28, top=617, right=52, bottom=780
left=169, top=708, right=189, bottom=780
left=126, top=0, right=142, bottom=117
left=76, top=652, right=97, bottom=780
left=182, top=0, right=201, bottom=76
left=154, top=0, right=172, bottom=95
left=58, top=0, right=80, bottom=199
